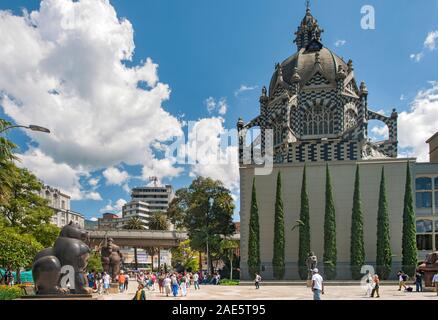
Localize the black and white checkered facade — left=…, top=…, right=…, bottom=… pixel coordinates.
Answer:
left=237, top=9, right=398, bottom=164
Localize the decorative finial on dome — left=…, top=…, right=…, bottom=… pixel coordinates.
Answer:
left=261, top=86, right=267, bottom=97
left=391, top=108, right=398, bottom=119
left=360, top=81, right=368, bottom=95
left=306, top=0, right=311, bottom=12
left=292, top=66, right=301, bottom=82
left=260, top=86, right=269, bottom=105
left=347, top=59, right=354, bottom=72
left=237, top=117, right=244, bottom=129
left=337, top=65, right=346, bottom=80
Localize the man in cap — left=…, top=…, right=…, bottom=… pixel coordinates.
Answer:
left=311, top=268, right=324, bottom=300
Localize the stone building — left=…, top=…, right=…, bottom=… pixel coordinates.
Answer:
left=237, top=5, right=419, bottom=280
left=39, top=185, right=85, bottom=228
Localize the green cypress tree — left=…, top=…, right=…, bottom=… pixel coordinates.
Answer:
left=402, top=162, right=417, bottom=277
left=376, top=167, right=392, bottom=280
left=272, top=171, right=285, bottom=280
left=298, top=165, right=311, bottom=280
left=350, top=164, right=365, bottom=280
left=248, top=177, right=261, bottom=278
left=323, top=164, right=337, bottom=280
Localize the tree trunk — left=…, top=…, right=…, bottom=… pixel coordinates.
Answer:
left=16, top=268, right=21, bottom=284
left=150, top=251, right=154, bottom=272
left=199, top=252, right=203, bottom=275
left=134, top=247, right=138, bottom=270
left=158, top=248, right=161, bottom=271
left=230, top=253, right=233, bottom=280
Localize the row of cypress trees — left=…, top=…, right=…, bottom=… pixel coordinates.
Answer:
left=247, top=162, right=417, bottom=280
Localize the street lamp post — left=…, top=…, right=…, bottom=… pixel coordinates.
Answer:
left=0, top=124, right=51, bottom=134
left=206, top=197, right=214, bottom=276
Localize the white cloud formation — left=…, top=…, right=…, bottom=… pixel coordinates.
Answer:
left=410, top=30, right=438, bottom=62
left=370, top=125, right=389, bottom=139
left=89, top=217, right=98, bottom=222
left=88, top=177, right=100, bottom=187
left=0, top=0, right=183, bottom=197
left=334, top=40, right=346, bottom=47
left=410, top=53, right=424, bottom=62
left=186, top=117, right=239, bottom=191
left=16, top=148, right=99, bottom=200
left=234, top=85, right=258, bottom=97
left=100, top=198, right=127, bottom=214
left=205, top=97, right=228, bottom=115
left=398, top=81, right=438, bottom=162
left=424, top=30, right=438, bottom=50
left=103, top=166, right=129, bottom=186
left=400, top=94, right=405, bottom=101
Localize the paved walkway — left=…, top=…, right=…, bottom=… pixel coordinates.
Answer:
left=99, top=280, right=438, bottom=300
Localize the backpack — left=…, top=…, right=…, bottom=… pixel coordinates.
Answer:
left=402, top=275, right=408, bottom=282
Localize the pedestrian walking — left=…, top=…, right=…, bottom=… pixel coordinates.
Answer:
left=124, top=272, right=130, bottom=292
left=171, top=274, right=179, bottom=297
left=118, top=271, right=126, bottom=292
left=311, top=268, right=324, bottom=300
left=103, top=272, right=111, bottom=295
left=415, top=270, right=423, bottom=292
left=163, top=274, right=172, bottom=297
left=433, top=272, right=438, bottom=296
left=193, top=272, right=200, bottom=290
left=95, top=272, right=103, bottom=294
left=397, top=271, right=408, bottom=291
left=180, top=276, right=188, bottom=297
left=371, top=274, right=380, bottom=298
left=254, top=273, right=261, bottom=290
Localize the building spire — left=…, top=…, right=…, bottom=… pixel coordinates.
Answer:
left=294, top=0, right=324, bottom=51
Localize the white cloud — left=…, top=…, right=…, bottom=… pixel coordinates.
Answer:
left=205, top=97, right=228, bottom=115
left=234, top=85, right=258, bottom=97
left=424, top=30, right=438, bottom=51
left=16, top=148, right=101, bottom=200
left=0, top=0, right=183, bottom=195
left=410, top=30, right=438, bottom=62
left=89, top=217, right=98, bottom=222
left=410, top=52, right=424, bottom=62
left=102, top=166, right=129, bottom=186
left=370, top=125, right=389, bottom=139
left=88, top=177, right=99, bottom=187
left=100, top=198, right=127, bottom=214
left=398, top=81, right=438, bottom=162
left=186, top=117, right=239, bottom=191
left=400, top=94, right=405, bottom=101
left=334, top=40, right=346, bottom=47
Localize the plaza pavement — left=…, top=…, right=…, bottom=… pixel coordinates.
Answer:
left=100, top=280, right=438, bottom=300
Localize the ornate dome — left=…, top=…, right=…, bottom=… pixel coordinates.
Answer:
left=269, top=47, right=349, bottom=96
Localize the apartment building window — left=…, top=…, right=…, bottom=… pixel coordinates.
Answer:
left=416, top=219, right=436, bottom=251
left=61, top=200, right=65, bottom=209
left=416, top=177, right=433, bottom=209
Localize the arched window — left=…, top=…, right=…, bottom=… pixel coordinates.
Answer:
left=344, top=108, right=357, bottom=131
left=302, top=105, right=334, bottom=136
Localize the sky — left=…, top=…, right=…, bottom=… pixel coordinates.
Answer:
left=0, top=0, right=437, bottom=222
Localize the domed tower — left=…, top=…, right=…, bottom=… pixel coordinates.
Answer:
left=238, top=4, right=398, bottom=164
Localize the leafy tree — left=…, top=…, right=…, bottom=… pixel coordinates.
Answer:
left=148, top=212, right=169, bottom=231
left=171, top=240, right=199, bottom=272
left=220, top=239, right=239, bottom=280
left=402, top=162, right=417, bottom=276
left=124, top=217, right=146, bottom=269
left=0, top=119, right=19, bottom=205
left=33, top=223, right=60, bottom=248
left=171, top=176, right=235, bottom=272
left=298, top=166, right=311, bottom=280
left=87, top=251, right=103, bottom=273
left=0, top=226, right=43, bottom=271
left=272, top=172, right=285, bottom=280
left=323, top=164, right=337, bottom=280
left=248, top=177, right=260, bottom=278
left=350, top=165, right=365, bottom=280
left=167, top=190, right=188, bottom=230
left=376, top=167, right=392, bottom=280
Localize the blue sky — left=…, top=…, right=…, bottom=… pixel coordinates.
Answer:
left=0, top=0, right=437, bottom=221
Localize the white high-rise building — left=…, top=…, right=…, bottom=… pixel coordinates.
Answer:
left=122, top=184, right=174, bottom=228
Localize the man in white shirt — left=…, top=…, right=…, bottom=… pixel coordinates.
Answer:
left=311, top=268, right=324, bottom=300
left=433, top=272, right=438, bottom=296
left=193, top=273, right=200, bottom=290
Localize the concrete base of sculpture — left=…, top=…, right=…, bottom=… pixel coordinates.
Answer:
left=422, top=269, right=438, bottom=287
left=108, top=283, right=119, bottom=294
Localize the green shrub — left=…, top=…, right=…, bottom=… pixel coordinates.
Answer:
left=0, top=285, right=23, bottom=300
left=219, top=279, right=239, bottom=286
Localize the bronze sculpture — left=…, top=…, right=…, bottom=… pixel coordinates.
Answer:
left=100, top=237, right=123, bottom=282
left=32, top=222, right=92, bottom=295
left=418, top=251, right=438, bottom=287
